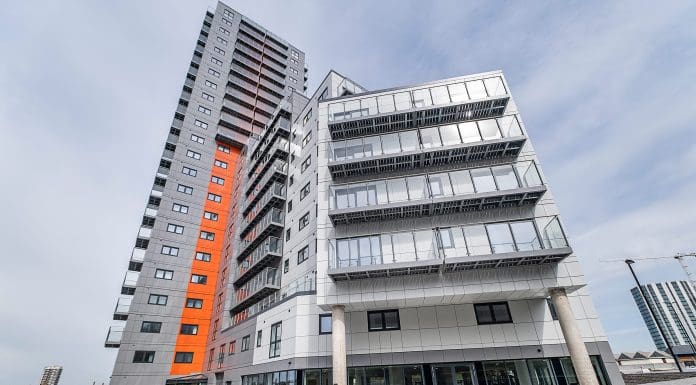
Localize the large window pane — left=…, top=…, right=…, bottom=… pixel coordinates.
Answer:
left=498, top=115, right=522, bottom=137
left=471, top=168, right=497, bottom=193
left=414, top=230, right=437, bottom=260
left=540, top=217, right=568, bottom=248
left=383, top=310, right=400, bottom=329
left=394, top=92, right=412, bottom=110
left=439, top=124, right=462, bottom=145
left=458, top=122, right=481, bottom=143
left=430, top=85, right=451, bottom=105
left=400, top=130, right=420, bottom=151
left=440, top=227, right=468, bottom=259
left=465, top=80, right=487, bottom=99
left=492, top=165, right=519, bottom=190
left=406, top=176, right=428, bottom=200
left=336, top=239, right=350, bottom=267
left=362, top=136, right=382, bottom=157
left=387, top=178, right=408, bottom=202
left=355, top=184, right=368, bottom=207
left=358, top=237, right=372, bottom=266
left=463, top=225, right=491, bottom=255
left=412, top=88, right=433, bottom=108
left=377, top=94, right=395, bottom=113
left=428, top=173, right=453, bottom=197
left=345, top=138, right=363, bottom=159
left=454, top=365, right=475, bottom=385
left=365, top=368, right=386, bottom=385
left=478, top=119, right=502, bottom=140
left=450, top=170, right=474, bottom=195
left=331, top=141, right=345, bottom=161
left=380, top=234, right=394, bottom=263
left=370, top=236, right=382, bottom=264
left=484, top=77, right=507, bottom=96
left=344, top=100, right=362, bottom=119
left=515, top=161, right=542, bottom=187
left=362, top=97, right=378, bottom=116
left=392, top=232, right=416, bottom=262
left=382, top=133, right=401, bottom=154
left=420, top=127, right=442, bottom=148
left=329, top=103, right=344, bottom=121
left=375, top=180, right=388, bottom=204
left=448, top=83, right=469, bottom=102
left=367, top=183, right=379, bottom=206
left=510, top=221, right=541, bottom=251
left=486, top=223, right=515, bottom=253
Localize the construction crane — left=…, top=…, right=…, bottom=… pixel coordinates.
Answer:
left=600, top=252, right=696, bottom=289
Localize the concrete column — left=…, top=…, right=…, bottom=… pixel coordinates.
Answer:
left=550, top=288, right=599, bottom=385
left=332, top=305, right=347, bottom=385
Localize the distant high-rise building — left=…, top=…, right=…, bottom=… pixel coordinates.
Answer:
left=105, top=2, right=623, bottom=385
left=39, top=365, right=62, bottom=385
left=631, top=281, right=696, bottom=351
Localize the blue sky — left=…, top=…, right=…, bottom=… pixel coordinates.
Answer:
left=1, top=1, right=696, bottom=384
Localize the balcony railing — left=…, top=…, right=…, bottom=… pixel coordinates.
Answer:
left=245, top=159, right=288, bottom=197
left=122, top=271, right=140, bottom=288
left=247, top=137, right=289, bottom=180
left=329, top=161, right=545, bottom=225
left=235, top=236, right=282, bottom=286
left=327, top=76, right=509, bottom=139
left=249, top=117, right=291, bottom=164
left=241, top=183, right=286, bottom=237
left=113, top=296, right=132, bottom=320
left=328, top=116, right=525, bottom=178
left=239, top=208, right=285, bottom=258
left=231, top=267, right=281, bottom=313
left=327, top=216, right=571, bottom=281
left=104, top=325, right=124, bottom=348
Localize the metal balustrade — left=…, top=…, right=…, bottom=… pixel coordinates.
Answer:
left=239, top=209, right=284, bottom=258
left=231, top=267, right=280, bottom=313
left=235, top=237, right=282, bottom=286
left=327, top=217, right=571, bottom=281
left=241, top=183, right=286, bottom=237
left=104, top=325, right=124, bottom=348
left=113, top=296, right=132, bottom=320
left=246, top=159, right=287, bottom=198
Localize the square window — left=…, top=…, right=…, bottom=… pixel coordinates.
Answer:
left=186, top=298, right=203, bottom=309
left=180, top=324, right=199, bottom=335
left=155, top=269, right=173, bottom=280
left=191, top=274, right=208, bottom=284
left=174, top=352, right=194, bottom=363
left=319, top=314, right=332, bottom=334
left=195, top=252, right=211, bottom=262
left=367, top=310, right=400, bottom=331
left=133, top=351, right=155, bottom=363
left=148, top=294, right=168, bottom=306
left=474, top=302, right=512, bottom=324
left=140, top=321, right=162, bottom=333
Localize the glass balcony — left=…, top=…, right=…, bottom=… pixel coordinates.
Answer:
left=246, top=159, right=287, bottom=197
left=113, top=296, right=132, bottom=320
left=231, top=267, right=281, bottom=313
left=235, top=236, right=283, bottom=286
left=122, top=271, right=140, bottom=288
left=327, top=216, right=571, bottom=281
left=328, top=116, right=525, bottom=178
left=241, top=183, right=286, bottom=237
left=329, top=161, right=545, bottom=225
left=104, top=325, right=124, bottom=348
left=327, top=76, right=509, bottom=140
left=247, top=137, right=289, bottom=179
left=239, top=208, right=285, bottom=258
left=249, top=117, right=291, bottom=162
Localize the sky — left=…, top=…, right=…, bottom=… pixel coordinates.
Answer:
left=1, top=0, right=695, bottom=384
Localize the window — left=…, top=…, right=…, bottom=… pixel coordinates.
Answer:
left=200, top=231, right=215, bottom=241
left=167, top=223, right=184, bottom=234
left=319, top=314, right=332, bottom=334
left=291, top=50, right=299, bottom=59
left=207, top=193, right=222, bottom=203
left=208, top=68, right=221, bottom=77
left=186, top=150, right=201, bottom=160
left=547, top=299, right=558, bottom=321
left=186, top=298, right=203, bottom=309
left=155, top=269, right=174, bottom=280
left=289, top=175, right=294, bottom=186
left=177, top=184, right=193, bottom=195
left=298, top=212, right=309, bottom=230
left=291, top=68, right=299, bottom=75
left=198, top=105, right=211, bottom=115
left=367, top=310, right=400, bottom=331
left=287, top=200, right=293, bottom=212
left=154, top=177, right=166, bottom=187
left=286, top=228, right=291, bottom=241
left=174, top=352, right=194, bottom=363
left=301, top=156, right=311, bottom=172
left=204, top=211, right=219, bottom=221
left=191, top=274, right=208, bottom=284
left=135, top=238, right=149, bottom=249
left=148, top=196, right=161, bottom=207
left=241, top=335, right=250, bottom=351
left=211, top=175, right=225, bottom=185
left=219, top=26, right=230, bottom=35
left=303, top=109, right=312, bottom=126
left=216, top=36, right=227, bottom=46
left=141, top=321, right=162, bottom=333
left=256, top=330, right=262, bottom=347
left=210, top=57, right=223, bottom=66
left=172, top=203, right=189, bottom=214
left=474, top=302, right=512, bottom=325
left=161, top=245, right=179, bottom=256
left=269, top=322, right=281, bottom=358
left=297, top=245, right=309, bottom=264
left=194, top=119, right=208, bottom=129
left=214, top=46, right=225, bottom=55
left=148, top=294, right=168, bottom=306
left=283, top=259, right=289, bottom=273
left=195, top=252, right=211, bottom=262
left=300, top=182, right=310, bottom=200
left=302, top=131, right=312, bottom=148
left=180, top=324, right=199, bottom=335
left=141, top=216, right=155, bottom=227
left=214, top=159, right=228, bottom=169
left=228, top=340, right=236, bottom=355
left=181, top=166, right=197, bottom=177
left=133, top=351, right=155, bottom=363
left=318, top=87, right=329, bottom=101
left=191, top=134, right=206, bottom=144
left=201, top=92, right=215, bottom=103
left=205, top=80, right=217, bottom=89
left=290, top=77, right=298, bottom=84
left=223, top=9, right=233, bottom=17
left=217, top=144, right=230, bottom=153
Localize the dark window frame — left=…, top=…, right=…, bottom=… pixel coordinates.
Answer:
left=319, top=314, right=332, bottom=335
left=474, top=302, right=513, bottom=325
left=180, top=324, right=199, bottom=335
left=140, top=321, right=162, bottom=333
left=241, top=335, right=250, bottom=351
left=133, top=350, right=155, bottom=363
left=269, top=321, right=282, bottom=358
left=367, top=309, right=400, bottom=331
left=297, top=245, right=309, bottom=265
left=174, top=352, right=194, bottom=363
